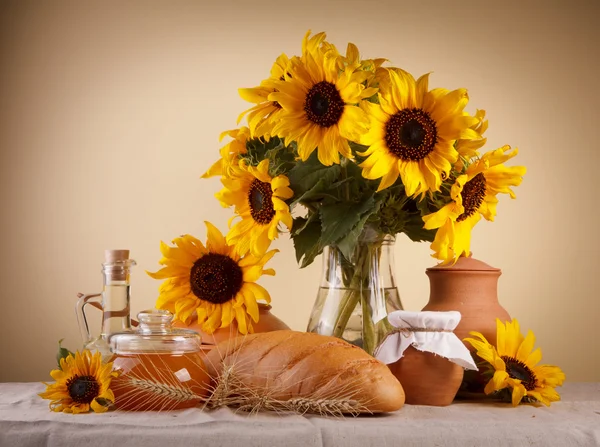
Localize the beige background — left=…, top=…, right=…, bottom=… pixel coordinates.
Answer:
left=1, top=0, right=598, bottom=383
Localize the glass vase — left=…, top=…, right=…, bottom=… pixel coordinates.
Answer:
left=306, top=227, right=403, bottom=355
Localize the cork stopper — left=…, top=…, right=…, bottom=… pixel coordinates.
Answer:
left=104, top=249, right=130, bottom=263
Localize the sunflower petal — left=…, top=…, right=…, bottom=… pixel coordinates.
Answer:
left=511, top=383, right=527, bottom=406
left=205, top=221, right=228, bottom=255
left=234, top=306, right=249, bottom=334
left=241, top=287, right=260, bottom=323
left=496, top=318, right=507, bottom=355
left=526, top=348, right=543, bottom=367
left=516, top=330, right=536, bottom=364
left=90, top=399, right=108, bottom=413
left=504, top=319, right=523, bottom=358
left=244, top=282, right=271, bottom=304
left=485, top=370, right=509, bottom=395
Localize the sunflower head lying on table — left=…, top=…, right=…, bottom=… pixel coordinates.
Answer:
left=39, top=350, right=118, bottom=413
left=465, top=319, right=566, bottom=406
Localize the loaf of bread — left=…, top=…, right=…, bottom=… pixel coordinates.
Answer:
left=204, top=330, right=405, bottom=414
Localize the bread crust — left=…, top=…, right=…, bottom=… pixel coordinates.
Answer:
left=205, top=330, right=405, bottom=413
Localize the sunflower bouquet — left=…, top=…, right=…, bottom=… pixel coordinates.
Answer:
left=196, top=30, right=527, bottom=350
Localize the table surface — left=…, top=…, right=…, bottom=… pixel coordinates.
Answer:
left=1, top=382, right=599, bottom=447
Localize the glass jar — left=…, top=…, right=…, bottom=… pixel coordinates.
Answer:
left=108, top=309, right=211, bottom=411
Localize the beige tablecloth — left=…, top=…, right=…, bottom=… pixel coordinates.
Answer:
left=0, top=382, right=598, bottom=447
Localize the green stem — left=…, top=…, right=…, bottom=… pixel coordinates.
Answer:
left=361, top=288, right=378, bottom=355
left=340, top=157, right=350, bottom=202
left=332, top=247, right=366, bottom=338
left=331, top=238, right=389, bottom=356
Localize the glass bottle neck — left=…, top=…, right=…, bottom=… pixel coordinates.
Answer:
left=101, top=260, right=135, bottom=338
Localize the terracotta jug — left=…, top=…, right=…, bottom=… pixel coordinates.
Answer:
left=172, top=303, right=290, bottom=349
left=422, top=256, right=510, bottom=348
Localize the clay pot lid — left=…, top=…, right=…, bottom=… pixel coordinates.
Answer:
left=426, top=255, right=501, bottom=272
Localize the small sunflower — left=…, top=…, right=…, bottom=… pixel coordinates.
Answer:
left=302, top=30, right=337, bottom=62
left=147, top=221, right=275, bottom=335
left=423, top=145, right=526, bottom=263
left=465, top=319, right=565, bottom=406
left=337, top=42, right=386, bottom=90
left=38, top=350, right=117, bottom=413
left=338, top=42, right=386, bottom=74
left=269, top=33, right=373, bottom=166
left=455, top=109, right=488, bottom=170
left=237, top=54, right=290, bottom=139
left=202, top=127, right=250, bottom=179
left=312, top=32, right=385, bottom=85
left=216, top=159, right=293, bottom=257
left=359, top=68, right=479, bottom=195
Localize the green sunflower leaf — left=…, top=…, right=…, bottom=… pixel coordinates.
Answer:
left=319, top=196, right=375, bottom=247
left=292, top=217, right=323, bottom=268
left=403, top=218, right=437, bottom=243
left=291, top=213, right=318, bottom=236
left=291, top=177, right=339, bottom=206
left=336, top=198, right=383, bottom=262
left=288, top=152, right=341, bottom=197
left=336, top=213, right=370, bottom=263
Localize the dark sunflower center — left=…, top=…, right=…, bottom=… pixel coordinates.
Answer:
left=501, top=356, right=537, bottom=391
left=190, top=253, right=243, bottom=304
left=304, top=81, right=344, bottom=128
left=249, top=178, right=276, bottom=225
left=457, top=172, right=487, bottom=222
left=385, top=108, right=438, bottom=161
left=67, top=375, right=100, bottom=404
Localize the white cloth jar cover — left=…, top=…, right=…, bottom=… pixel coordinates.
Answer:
left=374, top=310, right=478, bottom=370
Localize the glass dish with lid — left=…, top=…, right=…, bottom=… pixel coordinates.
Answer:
left=108, top=309, right=211, bottom=411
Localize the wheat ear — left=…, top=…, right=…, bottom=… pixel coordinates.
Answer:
left=202, top=361, right=371, bottom=417
left=125, top=377, right=203, bottom=402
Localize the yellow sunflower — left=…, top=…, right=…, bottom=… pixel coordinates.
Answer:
left=339, top=42, right=386, bottom=74
left=455, top=109, right=488, bottom=170
left=423, top=145, right=526, bottom=263
left=237, top=54, right=290, bottom=139
left=302, top=30, right=335, bottom=60
left=201, top=127, right=250, bottom=179
left=465, top=319, right=565, bottom=406
left=308, top=32, right=385, bottom=80
left=269, top=34, right=374, bottom=166
left=329, top=42, right=386, bottom=94
left=38, top=350, right=117, bottom=413
left=216, top=159, right=293, bottom=257
left=359, top=68, right=480, bottom=195
left=147, top=222, right=275, bottom=335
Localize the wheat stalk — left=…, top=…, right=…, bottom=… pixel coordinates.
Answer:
left=125, top=377, right=202, bottom=402
left=285, top=397, right=364, bottom=417
left=201, top=360, right=371, bottom=417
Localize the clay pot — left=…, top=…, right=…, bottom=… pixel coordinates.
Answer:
left=387, top=347, right=464, bottom=406
left=172, top=303, right=290, bottom=350
left=422, top=256, right=510, bottom=348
